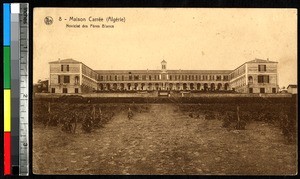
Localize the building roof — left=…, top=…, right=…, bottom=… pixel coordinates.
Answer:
left=49, top=58, right=81, bottom=64
left=287, top=84, right=297, bottom=88
left=161, top=60, right=167, bottom=63
left=247, top=58, right=277, bottom=63
left=230, top=58, right=278, bottom=75
left=95, top=69, right=232, bottom=74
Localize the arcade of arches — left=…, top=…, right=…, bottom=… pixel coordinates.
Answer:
left=98, top=82, right=230, bottom=91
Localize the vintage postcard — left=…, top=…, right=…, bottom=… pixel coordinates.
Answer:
left=33, top=8, right=297, bottom=175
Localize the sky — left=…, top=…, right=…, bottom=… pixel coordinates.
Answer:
left=33, top=8, right=297, bottom=88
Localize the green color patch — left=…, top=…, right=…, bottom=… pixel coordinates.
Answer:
left=4, top=47, right=11, bottom=89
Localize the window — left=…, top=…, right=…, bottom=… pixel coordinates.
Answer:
left=115, top=75, right=117, bottom=81
left=122, top=76, right=124, bottom=81
left=61, top=65, right=64, bottom=71
left=149, top=75, right=152, bottom=80
left=75, top=76, right=79, bottom=84
left=264, top=75, right=269, bottom=83
left=51, top=88, right=55, bottom=93
left=134, top=75, right=139, bottom=80
left=258, top=65, right=266, bottom=72
left=260, top=88, right=265, bottom=93
left=63, top=88, right=68, bottom=93
left=258, top=75, right=269, bottom=83
left=100, top=76, right=104, bottom=81
left=129, top=75, right=132, bottom=80
left=170, top=75, right=172, bottom=80
left=248, top=76, right=253, bottom=84
left=66, top=65, right=69, bottom=71
left=216, top=75, right=221, bottom=81
left=272, top=88, right=276, bottom=93
left=75, top=88, right=78, bottom=93
left=258, top=75, right=263, bottom=83
left=58, top=75, right=61, bottom=83
left=142, top=75, right=146, bottom=80
left=249, top=88, right=253, bottom=93
left=223, top=76, right=229, bottom=81
left=63, top=76, right=70, bottom=83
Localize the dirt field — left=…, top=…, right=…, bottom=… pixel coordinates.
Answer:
left=33, top=104, right=297, bottom=175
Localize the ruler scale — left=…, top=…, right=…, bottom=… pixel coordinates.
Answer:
left=19, top=3, right=29, bottom=176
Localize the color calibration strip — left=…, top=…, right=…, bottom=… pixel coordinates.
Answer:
left=3, top=3, right=29, bottom=176
left=4, top=3, right=12, bottom=175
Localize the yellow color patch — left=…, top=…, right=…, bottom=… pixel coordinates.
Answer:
left=4, top=90, right=11, bottom=132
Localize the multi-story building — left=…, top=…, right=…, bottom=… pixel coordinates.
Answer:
left=49, top=59, right=98, bottom=93
left=48, top=58, right=279, bottom=94
left=230, top=59, right=278, bottom=93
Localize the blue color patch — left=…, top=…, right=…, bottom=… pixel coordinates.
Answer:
left=3, top=3, right=11, bottom=46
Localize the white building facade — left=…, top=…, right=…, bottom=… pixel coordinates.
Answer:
left=48, top=58, right=279, bottom=94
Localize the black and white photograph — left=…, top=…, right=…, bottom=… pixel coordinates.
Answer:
left=33, top=8, right=297, bottom=175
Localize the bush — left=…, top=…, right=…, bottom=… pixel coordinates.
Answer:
left=222, top=111, right=236, bottom=128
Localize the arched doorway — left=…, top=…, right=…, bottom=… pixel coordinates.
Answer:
left=183, top=83, right=187, bottom=90
left=99, top=84, right=104, bottom=91
left=224, top=83, right=229, bottom=90
left=120, top=83, right=124, bottom=91
left=204, top=83, right=208, bottom=91
left=148, top=83, right=153, bottom=90
left=141, top=83, right=145, bottom=90
left=155, top=83, right=159, bottom=90
left=113, top=83, right=117, bottom=90
left=190, top=83, right=194, bottom=90
left=134, top=83, right=138, bottom=90
left=211, top=83, right=215, bottom=91
left=176, top=83, right=180, bottom=90
left=217, top=83, right=222, bottom=90
left=197, top=83, right=201, bottom=90
left=169, top=83, right=174, bottom=90
left=127, top=83, right=131, bottom=90
left=106, top=83, right=110, bottom=90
